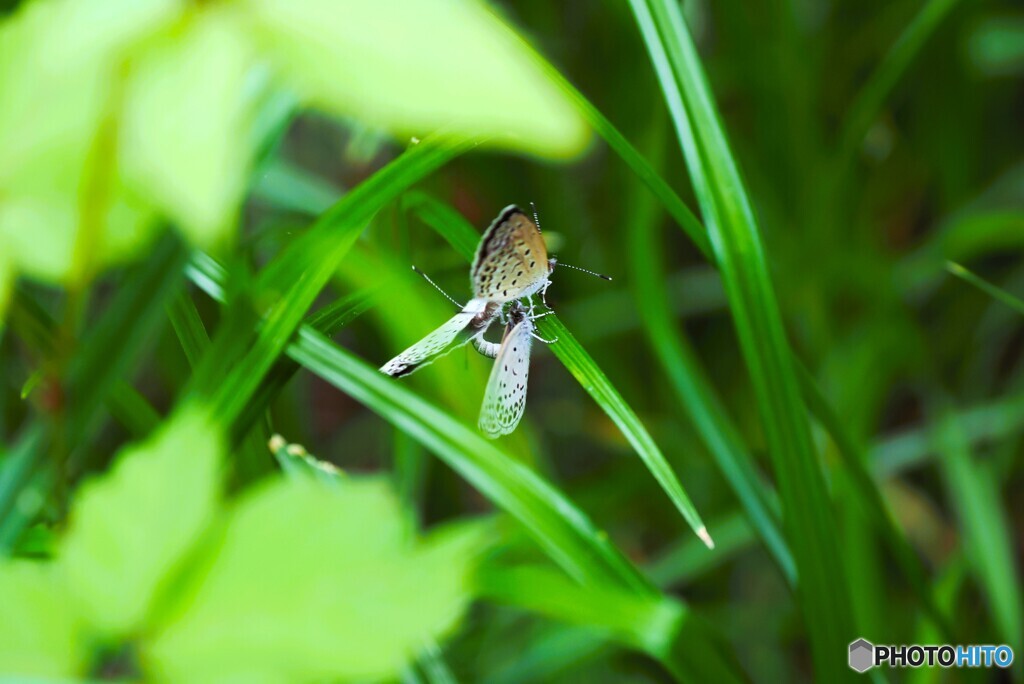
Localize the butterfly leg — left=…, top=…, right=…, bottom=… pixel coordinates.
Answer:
left=530, top=331, right=558, bottom=345
left=539, top=279, right=555, bottom=311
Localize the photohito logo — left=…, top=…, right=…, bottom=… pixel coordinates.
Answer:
left=849, top=638, right=1014, bottom=672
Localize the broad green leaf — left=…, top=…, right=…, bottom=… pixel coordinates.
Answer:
left=0, top=561, right=85, bottom=677
left=121, top=9, right=256, bottom=245
left=241, top=0, right=589, bottom=158
left=59, top=406, right=223, bottom=637
left=146, top=478, right=482, bottom=683
left=0, top=0, right=177, bottom=283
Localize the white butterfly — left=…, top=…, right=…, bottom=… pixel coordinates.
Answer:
left=474, top=301, right=555, bottom=438
left=380, top=205, right=554, bottom=377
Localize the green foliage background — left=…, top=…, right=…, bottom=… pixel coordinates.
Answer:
left=1, top=0, right=1023, bottom=681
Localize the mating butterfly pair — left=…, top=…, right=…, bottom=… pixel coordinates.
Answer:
left=380, top=205, right=561, bottom=438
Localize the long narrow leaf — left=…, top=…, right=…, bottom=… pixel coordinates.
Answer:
left=837, top=0, right=962, bottom=170
left=933, top=404, right=1023, bottom=653
left=478, top=565, right=743, bottom=683
left=627, top=2, right=857, bottom=677
left=291, top=327, right=647, bottom=592
left=628, top=178, right=794, bottom=584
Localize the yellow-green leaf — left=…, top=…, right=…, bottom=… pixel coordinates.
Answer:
left=146, top=478, right=482, bottom=683
left=121, top=9, right=256, bottom=246
left=0, top=561, right=86, bottom=678
left=242, top=0, right=589, bottom=158
left=0, top=0, right=177, bottom=283
left=59, top=406, right=223, bottom=637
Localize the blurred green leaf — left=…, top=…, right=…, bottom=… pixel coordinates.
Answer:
left=480, top=564, right=681, bottom=653
left=146, top=477, right=483, bottom=683
left=968, top=16, right=1024, bottom=76
left=627, top=1, right=857, bottom=678
left=0, top=561, right=86, bottom=678
left=479, top=565, right=742, bottom=682
left=242, top=0, right=589, bottom=158
left=836, top=0, right=961, bottom=168
left=934, top=405, right=1023, bottom=652
left=121, top=9, right=255, bottom=245
left=65, top=232, right=189, bottom=445
left=0, top=427, right=45, bottom=556
left=251, top=158, right=342, bottom=216
left=0, top=0, right=176, bottom=284
left=59, top=406, right=223, bottom=637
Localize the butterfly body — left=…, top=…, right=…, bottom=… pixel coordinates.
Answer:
left=380, top=205, right=552, bottom=378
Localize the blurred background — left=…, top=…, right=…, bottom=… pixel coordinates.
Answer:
left=1, top=0, right=1023, bottom=681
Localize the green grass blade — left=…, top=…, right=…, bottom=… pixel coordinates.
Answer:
left=837, top=0, right=962, bottom=169
left=187, top=135, right=476, bottom=425
left=191, top=246, right=659, bottom=592
left=0, top=423, right=45, bottom=551
left=872, top=391, right=1024, bottom=476
left=166, top=290, right=212, bottom=368
left=405, top=192, right=713, bottom=547
left=7, top=289, right=161, bottom=440
left=478, top=565, right=744, bottom=683
left=181, top=250, right=381, bottom=443
left=65, top=233, right=190, bottom=444
left=535, top=316, right=712, bottom=547
left=946, top=261, right=1024, bottom=317
left=796, top=367, right=954, bottom=639
left=647, top=512, right=755, bottom=588
left=628, top=1, right=857, bottom=677
left=933, top=404, right=1023, bottom=653
left=288, top=326, right=648, bottom=593
left=629, top=183, right=794, bottom=583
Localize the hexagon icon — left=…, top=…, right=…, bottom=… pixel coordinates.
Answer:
left=849, top=639, right=874, bottom=673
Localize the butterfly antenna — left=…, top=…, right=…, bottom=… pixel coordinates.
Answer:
left=557, top=261, right=613, bottom=281
left=529, top=201, right=542, bottom=232
left=411, top=265, right=464, bottom=308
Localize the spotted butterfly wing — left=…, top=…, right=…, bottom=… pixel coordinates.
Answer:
left=478, top=311, right=535, bottom=438
left=380, top=299, right=499, bottom=377
left=471, top=206, right=552, bottom=303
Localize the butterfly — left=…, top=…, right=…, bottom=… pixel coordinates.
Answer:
left=379, top=205, right=555, bottom=377
left=473, top=300, right=554, bottom=438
